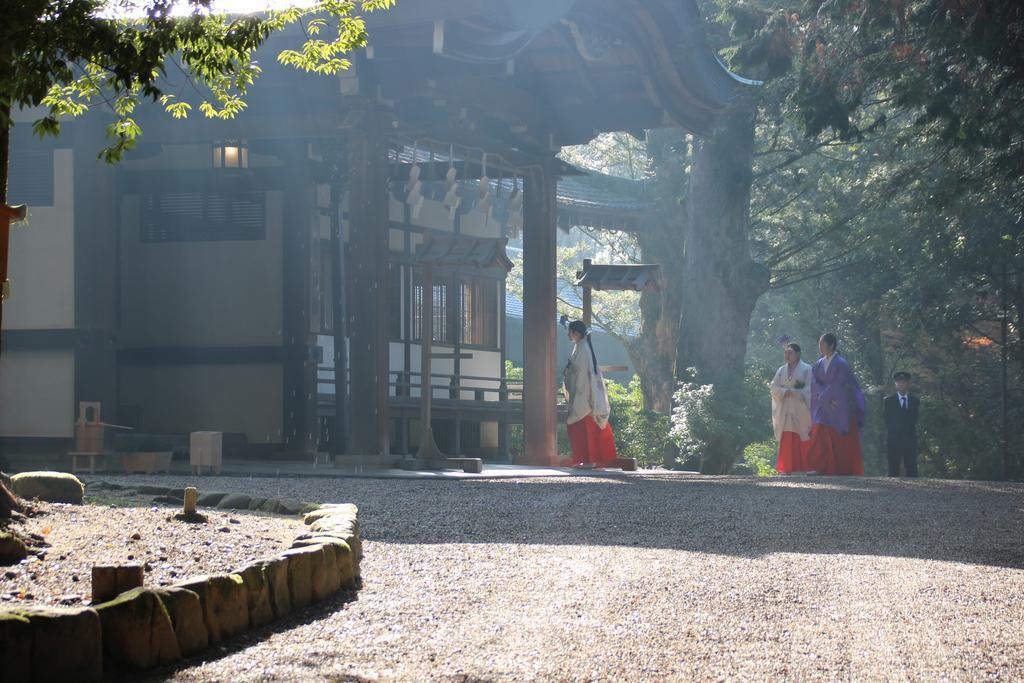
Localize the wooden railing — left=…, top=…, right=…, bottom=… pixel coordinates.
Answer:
left=387, top=370, right=524, bottom=402
left=316, top=367, right=562, bottom=402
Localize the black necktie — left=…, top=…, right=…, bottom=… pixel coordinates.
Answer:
left=901, top=396, right=907, bottom=410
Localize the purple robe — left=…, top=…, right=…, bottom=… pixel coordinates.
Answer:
left=811, top=354, right=865, bottom=435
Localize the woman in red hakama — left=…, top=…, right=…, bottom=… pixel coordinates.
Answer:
left=770, top=342, right=813, bottom=474
left=806, top=334, right=866, bottom=476
left=806, top=416, right=864, bottom=476
left=777, top=431, right=810, bottom=474
left=563, top=320, right=617, bottom=468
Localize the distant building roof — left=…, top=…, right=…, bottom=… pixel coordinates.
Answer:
left=575, top=263, right=661, bottom=292
left=556, top=172, right=655, bottom=233
left=417, top=235, right=513, bottom=271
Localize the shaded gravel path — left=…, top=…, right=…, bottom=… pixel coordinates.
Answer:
left=97, top=472, right=1024, bottom=681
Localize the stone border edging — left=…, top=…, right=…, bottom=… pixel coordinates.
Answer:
left=0, top=500, right=362, bottom=682
left=85, top=481, right=319, bottom=516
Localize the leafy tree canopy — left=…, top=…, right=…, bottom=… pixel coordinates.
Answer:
left=1, top=0, right=394, bottom=162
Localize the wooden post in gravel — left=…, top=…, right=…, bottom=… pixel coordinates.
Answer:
left=183, top=487, right=198, bottom=515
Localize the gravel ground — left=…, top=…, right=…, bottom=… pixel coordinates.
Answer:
left=85, top=472, right=1024, bottom=681
left=0, top=497, right=303, bottom=606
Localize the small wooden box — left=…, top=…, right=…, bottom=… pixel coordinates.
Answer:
left=74, top=401, right=105, bottom=452
left=189, top=431, right=223, bottom=474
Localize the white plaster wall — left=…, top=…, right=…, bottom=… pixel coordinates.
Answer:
left=411, top=199, right=455, bottom=233
left=119, top=190, right=284, bottom=347
left=388, top=341, right=405, bottom=397
left=459, top=208, right=498, bottom=238
left=405, top=343, right=457, bottom=399
left=388, top=228, right=405, bottom=253
left=0, top=350, right=75, bottom=437
left=387, top=195, right=405, bottom=223
left=2, top=149, right=75, bottom=330
left=480, top=421, right=499, bottom=449
left=119, top=364, right=282, bottom=443
left=459, top=349, right=502, bottom=400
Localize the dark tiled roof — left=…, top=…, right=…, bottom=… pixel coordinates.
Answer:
left=556, top=172, right=654, bottom=233
left=575, top=263, right=662, bottom=292
left=416, top=235, right=513, bottom=271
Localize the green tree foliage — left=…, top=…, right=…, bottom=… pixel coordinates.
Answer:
left=0, top=0, right=394, bottom=168
left=793, top=0, right=1024, bottom=185
left=606, top=377, right=672, bottom=468
left=0, top=0, right=393, bottom=514
left=670, top=368, right=771, bottom=473
left=741, top=440, right=779, bottom=477
left=556, top=0, right=1021, bottom=478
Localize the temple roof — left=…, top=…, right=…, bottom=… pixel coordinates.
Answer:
left=360, top=0, right=750, bottom=153
left=416, top=235, right=514, bottom=271
left=120, top=0, right=749, bottom=163
left=575, top=263, right=662, bottom=291
left=556, top=171, right=653, bottom=232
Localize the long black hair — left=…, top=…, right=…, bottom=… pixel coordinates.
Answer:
left=568, top=319, right=599, bottom=374
left=820, top=333, right=838, bottom=353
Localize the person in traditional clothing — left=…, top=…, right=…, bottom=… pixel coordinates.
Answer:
left=883, top=371, right=920, bottom=477
left=806, top=333, right=865, bottom=476
left=769, top=342, right=813, bottom=474
left=563, top=319, right=617, bottom=468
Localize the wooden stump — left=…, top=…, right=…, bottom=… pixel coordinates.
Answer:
left=92, top=565, right=143, bottom=603
left=183, top=487, right=198, bottom=515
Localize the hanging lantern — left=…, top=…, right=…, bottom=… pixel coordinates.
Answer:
left=506, top=175, right=523, bottom=238
left=406, top=143, right=424, bottom=219
left=476, top=153, right=492, bottom=226
left=443, top=146, right=461, bottom=219
left=212, top=139, right=249, bottom=169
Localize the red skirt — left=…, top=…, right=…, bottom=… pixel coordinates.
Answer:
left=806, top=417, right=864, bottom=476
left=567, top=416, right=617, bottom=466
left=776, top=431, right=810, bottom=474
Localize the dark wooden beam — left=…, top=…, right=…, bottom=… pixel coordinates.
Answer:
left=281, top=145, right=317, bottom=454
left=74, top=118, right=120, bottom=425
left=117, top=346, right=287, bottom=365
left=346, top=107, right=392, bottom=455
left=328, top=144, right=350, bottom=458
left=521, top=158, right=559, bottom=466
left=387, top=158, right=582, bottom=183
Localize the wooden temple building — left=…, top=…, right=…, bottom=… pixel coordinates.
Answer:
left=0, top=0, right=744, bottom=467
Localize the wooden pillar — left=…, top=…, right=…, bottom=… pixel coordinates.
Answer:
left=581, top=258, right=593, bottom=328
left=416, top=262, right=437, bottom=458
left=346, top=113, right=391, bottom=455
left=282, top=148, right=317, bottom=454
left=73, top=128, right=119, bottom=433
left=329, top=146, right=349, bottom=457
left=521, top=160, right=558, bottom=466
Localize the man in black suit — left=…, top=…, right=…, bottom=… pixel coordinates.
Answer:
left=883, top=371, right=920, bottom=477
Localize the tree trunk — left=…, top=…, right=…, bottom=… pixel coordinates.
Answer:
left=1, top=105, right=10, bottom=205
left=677, top=100, right=769, bottom=472
left=855, top=301, right=887, bottom=475
left=630, top=245, right=681, bottom=414
left=629, top=128, right=688, bottom=415
left=0, top=111, right=21, bottom=516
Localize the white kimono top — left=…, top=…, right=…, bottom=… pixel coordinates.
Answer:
left=563, top=340, right=611, bottom=429
left=770, top=360, right=813, bottom=441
